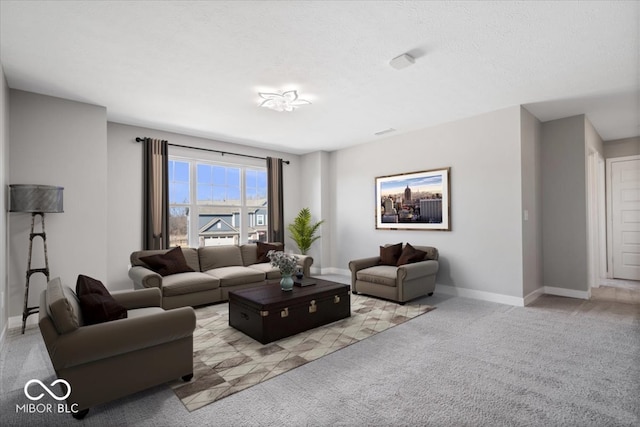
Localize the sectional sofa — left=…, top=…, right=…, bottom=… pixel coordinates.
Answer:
left=128, top=243, right=313, bottom=309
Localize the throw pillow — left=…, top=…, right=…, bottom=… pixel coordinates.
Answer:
left=139, top=246, right=195, bottom=276
left=397, top=243, right=427, bottom=266
left=76, top=275, right=127, bottom=325
left=379, top=242, right=403, bottom=266
left=257, top=242, right=281, bottom=263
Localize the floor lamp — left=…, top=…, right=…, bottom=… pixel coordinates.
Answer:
left=9, top=184, right=64, bottom=334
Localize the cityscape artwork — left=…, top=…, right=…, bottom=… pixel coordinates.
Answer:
left=375, top=167, right=450, bottom=231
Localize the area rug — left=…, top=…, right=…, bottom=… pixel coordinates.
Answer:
left=170, top=294, right=435, bottom=411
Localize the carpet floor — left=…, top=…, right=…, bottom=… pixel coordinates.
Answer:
left=170, top=294, right=435, bottom=411
left=1, top=282, right=638, bottom=426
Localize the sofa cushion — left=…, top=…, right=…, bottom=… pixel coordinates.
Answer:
left=161, top=272, right=220, bottom=297
left=379, top=243, right=403, bottom=266
left=396, top=243, right=427, bottom=266
left=248, top=262, right=281, bottom=279
left=205, top=266, right=265, bottom=287
left=132, top=247, right=201, bottom=272
left=76, top=275, right=128, bottom=325
left=46, top=278, right=83, bottom=334
left=199, top=246, right=244, bottom=270
left=357, top=265, right=397, bottom=287
left=140, top=246, right=195, bottom=276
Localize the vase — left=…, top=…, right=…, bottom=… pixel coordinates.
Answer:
left=280, top=273, right=294, bottom=291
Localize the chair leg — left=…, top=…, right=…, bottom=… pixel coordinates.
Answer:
left=72, top=408, right=89, bottom=420
left=182, top=373, right=193, bottom=382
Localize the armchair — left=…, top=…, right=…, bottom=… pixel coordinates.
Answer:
left=38, top=278, right=196, bottom=419
left=349, top=244, right=439, bottom=304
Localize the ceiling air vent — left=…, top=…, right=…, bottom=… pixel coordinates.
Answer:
left=374, top=128, right=396, bottom=136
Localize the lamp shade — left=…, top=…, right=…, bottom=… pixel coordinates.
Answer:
left=9, top=184, right=64, bottom=213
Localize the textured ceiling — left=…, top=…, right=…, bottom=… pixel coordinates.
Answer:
left=1, top=1, right=638, bottom=154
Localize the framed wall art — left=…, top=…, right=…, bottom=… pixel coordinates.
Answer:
left=375, top=167, right=451, bottom=231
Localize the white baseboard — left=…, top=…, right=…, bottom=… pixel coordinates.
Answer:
left=524, top=287, right=545, bottom=305
left=8, top=314, right=38, bottom=331
left=544, top=286, right=590, bottom=300
left=437, top=284, right=590, bottom=307
left=320, top=267, right=350, bottom=277
left=437, top=284, right=525, bottom=306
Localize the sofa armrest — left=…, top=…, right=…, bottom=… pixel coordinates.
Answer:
left=295, top=254, right=313, bottom=277
left=397, top=260, right=439, bottom=281
left=349, top=257, right=380, bottom=273
left=128, top=266, right=162, bottom=290
left=349, top=257, right=381, bottom=289
left=49, top=307, right=196, bottom=369
left=111, top=288, right=161, bottom=309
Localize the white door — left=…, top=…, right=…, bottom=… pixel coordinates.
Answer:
left=611, top=158, right=640, bottom=280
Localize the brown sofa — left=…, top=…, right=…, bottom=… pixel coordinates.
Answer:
left=349, top=244, right=439, bottom=304
left=128, top=243, right=313, bottom=309
left=38, top=278, right=195, bottom=419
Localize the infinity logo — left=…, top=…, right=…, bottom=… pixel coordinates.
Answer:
left=24, top=379, right=71, bottom=401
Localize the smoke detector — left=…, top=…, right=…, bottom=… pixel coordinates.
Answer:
left=389, top=53, right=415, bottom=70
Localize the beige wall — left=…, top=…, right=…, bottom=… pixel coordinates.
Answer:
left=520, top=107, right=543, bottom=298
left=8, top=90, right=108, bottom=319
left=603, top=136, right=640, bottom=159
left=541, top=115, right=589, bottom=292
left=298, top=151, right=331, bottom=271
left=329, top=106, right=526, bottom=300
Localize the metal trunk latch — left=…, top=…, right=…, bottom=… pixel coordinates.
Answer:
left=281, top=307, right=289, bottom=318
left=309, top=300, right=317, bottom=313
left=334, top=295, right=340, bottom=304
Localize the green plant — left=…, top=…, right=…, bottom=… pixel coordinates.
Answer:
left=287, top=208, right=325, bottom=255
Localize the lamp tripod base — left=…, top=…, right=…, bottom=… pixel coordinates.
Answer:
left=21, top=212, right=50, bottom=334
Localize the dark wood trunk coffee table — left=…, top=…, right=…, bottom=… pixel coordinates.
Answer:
left=228, top=278, right=351, bottom=344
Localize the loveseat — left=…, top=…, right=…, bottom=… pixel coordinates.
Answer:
left=128, top=243, right=313, bottom=309
left=39, top=277, right=195, bottom=419
left=349, top=243, right=439, bottom=304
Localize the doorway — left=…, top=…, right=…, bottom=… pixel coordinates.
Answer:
left=607, top=155, right=640, bottom=281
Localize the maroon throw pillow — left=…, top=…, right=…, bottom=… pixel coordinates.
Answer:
left=379, top=243, right=403, bottom=266
left=139, top=246, right=194, bottom=276
left=397, top=243, right=427, bottom=266
left=76, top=274, right=111, bottom=297
left=257, top=242, right=281, bottom=263
left=76, top=275, right=127, bottom=325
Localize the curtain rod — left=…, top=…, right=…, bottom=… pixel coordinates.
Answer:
left=135, top=137, right=290, bottom=164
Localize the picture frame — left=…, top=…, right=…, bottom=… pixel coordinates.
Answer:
left=375, top=167, right=451, bottom=231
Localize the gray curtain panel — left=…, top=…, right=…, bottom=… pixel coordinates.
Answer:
left=143, top=138, right=170, bottom=250
left=266, top=157, right=284, bottom=243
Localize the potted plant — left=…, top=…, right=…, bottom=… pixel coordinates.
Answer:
left=287, top=208, right=324, bottom=255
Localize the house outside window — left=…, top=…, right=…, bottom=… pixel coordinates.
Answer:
left=168, top=158, right=268, bottom=247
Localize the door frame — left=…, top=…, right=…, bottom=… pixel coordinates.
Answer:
left=606, top=154, right=640, bottom=279
left=587, top=149, right=606, bottom=288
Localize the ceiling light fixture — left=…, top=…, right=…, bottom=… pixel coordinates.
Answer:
left=258, top=90, right=311, bottom=112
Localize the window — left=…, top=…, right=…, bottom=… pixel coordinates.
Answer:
left=168, top=161, right=190, bottom=247
left=168, top=158, right=268, bottom=247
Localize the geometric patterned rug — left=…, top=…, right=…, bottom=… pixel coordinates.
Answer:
left=170, top=294, right=435, bottom=412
